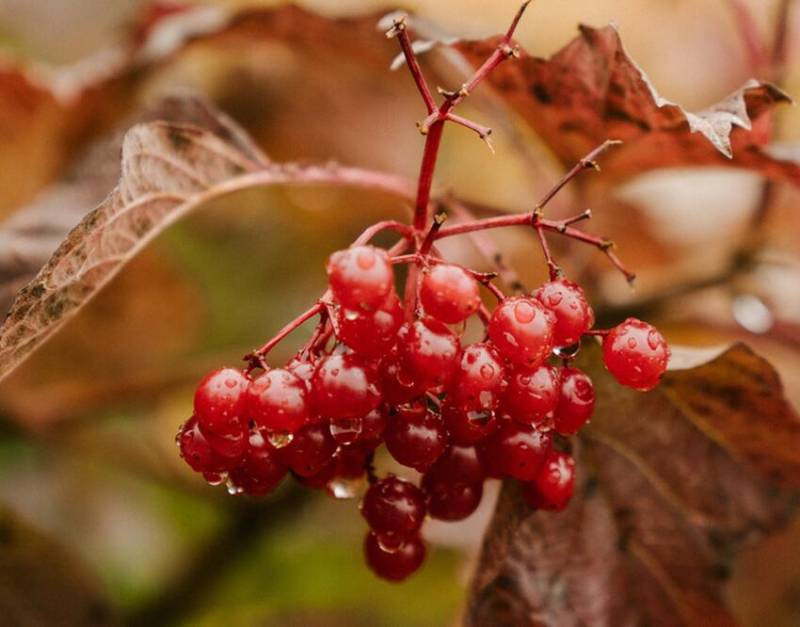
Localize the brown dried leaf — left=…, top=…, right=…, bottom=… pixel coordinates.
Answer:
left=0, top=104, right=414, bottom=383
left=451, top=25, right=799, bottom=184
left=469, top=343, right=800, bottom=626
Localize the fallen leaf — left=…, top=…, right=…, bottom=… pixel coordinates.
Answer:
left=468, top=342, right=800, bottom=626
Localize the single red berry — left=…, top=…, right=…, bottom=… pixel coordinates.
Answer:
left=423, top=478, right=483, bottom=521
left=488, top=297, right=555, bottom=368
left=448, top=342, right=506, bottom=411
left=245, top=368, right=310, bottom=434
left=442, top=401, right=498, bottom=446
left=522, top=450, right=576, bottom=511
left=398, top=318, right=461, bottom=390
left=384, top=402, right=447, bottom=472
left=193, top=367, right=248, bottom=433
left=176, top=416, right=235, bottom=473
left=228, top=429, right=287, bottom=496
left=419, top=263, right=481, bottom=324
left=602, top=318, right=669, bottom=391
left=503, top=364, right=560, bottom=429
left=482, top=421, right=552, bottom=481
left=311, top=353, right=381, bottom=419
left=364, top=531, right=425, bottom=582
left=534, top=279, right=594, bottom=346
left=286, top=355, right=316, bottom=390
left=424, top=445, right=484, bottom=485
left=335, top=294, right=403, bottom=358
left=278, top=422, right=337, bottom=477
left=203, top=414, right=249, bottom=460
left=362, top=475, right=426, bottom=539
left=553, top=367, right=595, bottom=435
left=326, top=245, right=395, bottom=311
left=378, top=348, right=423, bottom=405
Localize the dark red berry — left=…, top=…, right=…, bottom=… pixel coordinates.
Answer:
left=398, top=318, right=461, bottom=390
left=245, top=368, right=310, bottom=434
left=362, top=475, right=426, bottom=539
left=193, top=368, right=248, bottom=433
left=364, top=531, right=425, bottom=582
left=384, top=402, right=447, bottom=472
left=534, top=279, right=594, bottom=346
left=488, top=297, right=555, bottom=368
left=503, top=364, right=560, bottom=429
left=522, top=450, right=576, bottom=511
left=448, top=342, right=506, bottom=411
left=203, top=415, right=249, bottom=460
left=335, top=294, right=403, bottom=358
left=378, top=349, right=423, bottom=405
left=442, top=401, right=498, bottom=445
left=602, top=318, right=669, bottom=391
left=279, top=422, right=337, bottom=477
left=419, top=263, right=481, bottom=324
left=553, top=367, right=595, bottom=435
left=228, top=429, right=287, bottom=496
left=425, top=445, right=484, bottom=485
left=423, top=479, right=483, bottom=521
left=482, top=421, right=552, bottom=481
left=327, top=245, right=395, bottom=311
left=311, top=353, right=381, bottom=419
left=177, top=416, right=235, bottom=473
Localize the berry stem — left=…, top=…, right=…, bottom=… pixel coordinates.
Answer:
left=246, top=301, right=324, bottom=367
left=353, top=220, right=415, bottom=246
left=387, top=16, right=437, bottom=115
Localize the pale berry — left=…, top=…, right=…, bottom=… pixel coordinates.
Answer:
left=488, top=297, right=555, bottom=368
left=603, top=318, right=669, bottom=391
left=534, top=279, right=594, bottom=346
left=419, top=263, right=481, bottom=324
left=327, top=245, right=395, bottom=311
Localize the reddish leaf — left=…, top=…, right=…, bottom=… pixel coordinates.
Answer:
left=469, top=343, right=800, bottom=626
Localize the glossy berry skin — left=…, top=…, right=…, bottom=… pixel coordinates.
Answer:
left=442, top=401, right=498, bottom=446
left=398, top=318, right=461, bottom=390
left=603, top=318, right=669, bottom=391
left=286, top=356, right=316, bottom=390
left=384, top=402, right=447, bottom=472
left=449, top=343, right=506, bottom=411
left=482, top=421, right=552, bottom=481
left=553, top=367, right=595, bottom=435
left=245, top=368, right=310, bottom=434
left=311, top=354, right=381, bottom=419
left=193, top=368, right=248, bottom=433
left=426, top=445, right=484, bottom=485
left=364, top=531, right=425, bottom=582
left=503, top=364, right=560, bottom=429
left=177, top=416, right=235, bottom=473
left=534, top=279, right=594, bottom=347
left=203, top=415, right=249, bottom=460
left=362, top=476, right=426, bottom=539
left=419, top=263, right=481, bottom=324
left=336, top=294, right=403, bottom=358
left=488, top=297, right=555, bottom=369
left=279, top=422, right=337, bottom=477
left=378, top=348, right=424, bottom=406
left=423, top=445, right=485, bottom=518
left=522, top=450, right=576, bottom=511
left=228, top=429, right=287, bottom=496
left=326, top=245, right=395, bottom=311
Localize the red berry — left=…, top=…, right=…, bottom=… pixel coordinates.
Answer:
left=364, top=531, right=425, bottom=582
left=286, top=356, right=316, bottom=390
left=534, top=279, right=594, bottom=346
left=488, top=297, right=555, bottom=368
left=378, top=349, right=423, bottom=405
left=482, top=421, right=552, bottom=481
left=311, top=353, right=381, bottom=419
left=423, top=479, right=483, bottom=521
left=602, top=318, right=669, bottom=391
left=442, top=401, right=498, bottom=445
left=419, top=263, right=481, bottom=324
left=448, top=342, right=506, bottom=411
left=425, top=445, right=484, bottom=485
left=384, top=402, right=447, bottom=472
left=203, top=415, right=249, bottom=460
left=522, top=450, right=576, bottom=511
left=362, top=475, right=426, bottom=539
left=553, top=367, right=595, bottom=434
left=503, top=364, right=559, bottom=429
left=228, top=429, right=287, bottom=496
left=335, top=294, right=403, bottom=358
left=177, top=416, right=235, bottom=473
left=245, top=368, right=310, bottom=434
left=279, top=422, right=337, bottom=477
left=326, top=245, right=395, bottom=311
left=398, top=319, right=461, bottom=390
left=193, top=368, right=248, bottom=433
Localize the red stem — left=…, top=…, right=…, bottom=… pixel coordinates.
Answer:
left=247, top=301, right=324, bottom=365
left=352, top=220, right=414, bottom=246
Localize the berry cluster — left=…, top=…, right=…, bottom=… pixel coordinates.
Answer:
left=175, top=3, right=671, bottom=582
left=177, top=246, right=669, bottom=580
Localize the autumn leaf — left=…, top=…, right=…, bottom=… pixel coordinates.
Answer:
left=450, top=24, right=799, bottom=185
left=0, top=99, right=414, bottom=383
left=468, top=342, right=800, bottom=626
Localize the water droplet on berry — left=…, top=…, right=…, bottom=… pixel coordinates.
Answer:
left=331, top=368, right=340, bottom=376
left=204, top=472, right=226, bottom=486
left=547, top=293, right=563, bottom=306
left=330, top=477, right=360, bottom=499
left=513, top=301, right=535, bottom=323
left=627, top=337, right=637, bottom=349
left=344, top=309, right=359, bottom=321
left=224, top=377, right=238, bottom=388
left=376, top=533, right=404, bottom=553
left=480, top=363, right=495, bottom=379
left=466, top=409, right=494, bottom=425
left=646, top=329, right=661, bottom=350
left=356, top=248, right=376, bottom=270
left=225, top=477, right=243, bottom=495
left=267, top=430, right=294, bottom=449
left=553, top=343, right=580, bottom=359
left=330, top=418, right=362, bottom=444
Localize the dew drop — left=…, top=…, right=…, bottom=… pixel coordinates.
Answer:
left=553, top=343, right=580, bottom=359
left=329, top=477, right=361, bottom=500
left=480, top=363, right=495, bottom=379
left=331, top=368, right=340, bottom=377
left=344, top=309, right=359, bottom=321
left=267, top=430, right=294, bottom=449
left=513, top=301, right=535, bottom=323
left=225, top=477, right=243, bottom=495
left=547, top=293, right=563, bottom=306
left=627, top=337, right=638, bottom=349
left=224, top=378, right=238, bottom=388
left=330, top=418, right=362, bottom=445
left=204, top=472, right=226, bottom=486
left=467, top=409, right=494, bottom=425
left=356, top=248, right=376, bottom=270
left=376, top=532, right=404, bottom=552
left=647, top=329, right=661, bottom=350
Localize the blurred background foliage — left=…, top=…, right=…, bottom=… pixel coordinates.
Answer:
left=0, top=0, right=798, bottom=625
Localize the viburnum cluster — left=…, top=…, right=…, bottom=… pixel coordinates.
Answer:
left=176, top=3, right=670, bottom=582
